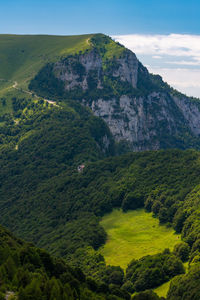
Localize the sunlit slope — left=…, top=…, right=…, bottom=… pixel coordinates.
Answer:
left=0, top=34, right=93, bottom=87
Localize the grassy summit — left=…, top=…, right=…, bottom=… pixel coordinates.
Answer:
left=99, top=209, right=180, bottom=269
left=0, top=34, right=93, bottom=89
left=0, top=33, right=125, bottom=91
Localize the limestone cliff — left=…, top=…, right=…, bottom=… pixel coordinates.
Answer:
left=29, top=34, right=200, bottom=152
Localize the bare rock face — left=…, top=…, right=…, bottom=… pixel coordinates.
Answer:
left=111, top=50, right=138, bottom=88
left=54, top=48, right=138, bottom=91
left=173, top=96, right=200, bottom=136
left=54, top=49, right=103, bottom=91
left=53, top=45, right=200, bottom=151
left=86, top=93, right=187, bottom=151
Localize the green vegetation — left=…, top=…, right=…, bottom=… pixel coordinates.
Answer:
left=28, top=34, right=135, bottom=102
left=99, top=209, right=180, bottom=269
left=173, top=242, right=190, bottom=262
left=0, top=92, right=115, bottom=254
left=28, top=33, right=200, bottom=152
left=132, top=290, right=162, bottom=300
left=167, top=263, right=200, bottom=299
left=0, top=97, right=13, bottom=115
left=0, top=224, right=129, bottom=300
left=90, top=34, right=125, bottom=62
left=126, top=249, right=184, bottom=292
left=0, top=34, right=93, bottom=91
left=1, top=98, right=200, bottom=296
left=1, top=144, right=200, bottom=257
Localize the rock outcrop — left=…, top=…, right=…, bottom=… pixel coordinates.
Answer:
left=54, top=47, right=138, bottom=92
left=30, top=34, right=200, bottom=152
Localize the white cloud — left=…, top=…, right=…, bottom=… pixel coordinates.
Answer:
left=166, top=60, right=200, bottom=66
left=112, top=34, right=200, bottom=98
left=152, top=55, right=162, bottom=59
left=113, top=34, right=200, bottom=61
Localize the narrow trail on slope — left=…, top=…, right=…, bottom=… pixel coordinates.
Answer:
left=12, top=81, right=60, bottom=107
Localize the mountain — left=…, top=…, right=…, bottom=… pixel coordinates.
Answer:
left=29, top=33, right=200, bottom=151
left=2, top=33, right=200, bottom=299
left=1, top=33, right=200, bottom=152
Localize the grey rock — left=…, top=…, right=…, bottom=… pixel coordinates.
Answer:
left=53, top=43, right=200, bottom=151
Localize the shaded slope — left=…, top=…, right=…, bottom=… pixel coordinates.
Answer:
left=0, top=223, right=125, bottom=300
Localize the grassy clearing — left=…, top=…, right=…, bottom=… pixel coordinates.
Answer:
left=153, top=280, right=171, bottom=298
left=99, top=209, right=180, bottom=269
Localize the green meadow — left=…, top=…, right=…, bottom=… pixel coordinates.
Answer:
left=153, top=281, right=171, bottom=298
left=0, top=34, right=93, bottom=91
left=99, top=209, right=180, bottom=269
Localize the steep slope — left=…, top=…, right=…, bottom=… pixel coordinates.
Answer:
left=0, top=224, right=128, bottom=300
left=29, top=34, right=200, bottom=151
left=0, top=92, right=115, bottom=256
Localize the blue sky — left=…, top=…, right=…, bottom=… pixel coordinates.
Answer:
left=1, top=0, right=200, bottom=97
left=1, top=0, right=200, bottom=35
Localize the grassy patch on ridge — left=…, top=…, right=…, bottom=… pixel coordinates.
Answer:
left=99, top=209, right=180, bottom=269
left=0, top=34, right=93, bottom=91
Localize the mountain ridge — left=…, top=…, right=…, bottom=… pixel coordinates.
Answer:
left=27, top=33, right=200, bottom=152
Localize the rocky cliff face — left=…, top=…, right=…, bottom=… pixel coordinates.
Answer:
left=84, top=92, right=200, bottom=151
left=54, top=49, right=103, bottom=91
left=54, top=47, right=138, bottom=92
left=29, top=34, right=200, bottom=152
left=87, top=93, right=176, bottom=151
left=173, top=96, right=200, bottom=136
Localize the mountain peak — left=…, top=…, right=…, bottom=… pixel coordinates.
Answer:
left=1, top=33, right=200, bottom=153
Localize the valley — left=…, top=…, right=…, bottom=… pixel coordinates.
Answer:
left=1, top=33, right=200, bottom=299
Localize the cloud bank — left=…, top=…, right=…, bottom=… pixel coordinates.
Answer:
left=112, top=34, right=200, bottom=98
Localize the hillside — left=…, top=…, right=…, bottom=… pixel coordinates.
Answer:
left=0, top=34, right=93, bottom=89
left=1, top=141, right=200, bottom=298
left=0, top=223, right=132, bottom=300
left=1, top=33, right=200, bottom=151
left=99, top=209, right=180, bottom=269
left=2, top=33, right=200, bottom=299
left=1, top=144, right=200, bottom=254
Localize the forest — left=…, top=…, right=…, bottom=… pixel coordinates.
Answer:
left=1, top=93, right=200, bottom=299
